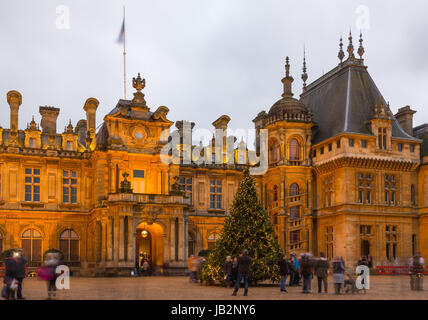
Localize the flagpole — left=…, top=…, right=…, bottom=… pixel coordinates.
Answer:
left=123, top=5, right=127, bottom=100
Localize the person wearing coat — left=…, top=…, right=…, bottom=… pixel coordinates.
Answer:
left=332, top=256, right=346, bottom=294
left=232, top=249, right=252, bottom=296
left=15, top=250, right=27, bottom=300
left=300, top=253, right=314, bottom=293
left=231, top=257, right=238, bottom=285
left=224, top=256, right=233, bottom=288
left=3, top=254, right=19, bottom=300
left=277, top=254, right=289, bottom=293
left=409, top=253, right=425, bottom=291
left=314, top=252, right=329, bottom=293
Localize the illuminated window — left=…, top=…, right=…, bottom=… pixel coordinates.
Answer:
left=289, top=139, right=300, bottom=160
left=21, top=229, right=42, bottom=265
left=210, top=180, right=222, bottom=209
left=179, top=177, right=193, bottom=203
left=63, top=170, right=77, bottom=204
left=60, top=229, right=80, bottom=262
left=24, top=168, right=40, bottom=202
left=207, top=232, right=220, bottom=250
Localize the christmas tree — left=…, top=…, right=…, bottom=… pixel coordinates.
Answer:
left=201, top=168, right=282, bottom=283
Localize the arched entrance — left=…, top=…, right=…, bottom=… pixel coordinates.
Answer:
left=135, top=222, right=165, bottom=269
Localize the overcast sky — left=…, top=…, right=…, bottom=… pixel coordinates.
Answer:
left=1, top=0, right=427, bottom=143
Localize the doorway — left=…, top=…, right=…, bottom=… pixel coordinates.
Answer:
left=361, top=239, right=370, bottom=257
left=136, top=229, right=152, bottom=268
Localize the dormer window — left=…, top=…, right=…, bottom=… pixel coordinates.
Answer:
left=410, top=145, right=415, bottom=153
left=66, top=141, right=73, bottom=151
left=29, top=138, right=35, bottom=148
left=378, top=128, right=387, bottom=150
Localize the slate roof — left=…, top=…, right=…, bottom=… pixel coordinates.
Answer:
left=300, top=61, right=419, bottom=144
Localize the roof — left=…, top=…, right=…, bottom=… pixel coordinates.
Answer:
left=300, top=60, right=419, bottom=144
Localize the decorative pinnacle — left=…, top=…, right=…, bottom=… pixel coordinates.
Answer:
left=338, top=36, right=345, bottom=63
left=358, top=31, right=365, bottom=59
left=132, top=73, right=146, bottom=92
left=347, top=30, right=355, bottom=58
left=301, top=46, right=308, bottom=89
left=281, top=56, right=294, bottom=98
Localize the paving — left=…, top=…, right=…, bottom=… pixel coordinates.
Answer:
left=3, top=275, right=428, bottom=300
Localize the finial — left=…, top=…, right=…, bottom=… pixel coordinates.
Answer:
left=358, top=31, right=365, bottom=59
left=281, top=56, right=294, bottom=98
left=131, top=72, right=148, bottom=107
left=338, top=36, right=345, bottom=63
left=66, top=119, right=74, bottom=133
left=301, top=46, right=308, bottom=89
left=347, top=30, right=355, bottom=58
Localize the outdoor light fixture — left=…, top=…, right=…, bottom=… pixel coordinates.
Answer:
left=141, top=230, right=148, bottom=238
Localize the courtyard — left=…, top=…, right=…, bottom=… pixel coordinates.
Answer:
left=5, top=275, right=428, bottom=300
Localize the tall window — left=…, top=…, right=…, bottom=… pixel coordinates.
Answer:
left=384, top=174, right=396, bottom=205
left=179, top=177, right=193, bottom=203
left=323, top=175, right=333, bottom=207
left=290, top=230, right=300, bottom=243
left=411, top=184, right=416, bottom=206
left=289, top=183, right=299, bottom=196
left=207, top=232, right=220, bottom=250
left=63, top=170, right=77, bottom=204
left=210, top=179, right=222, bottom=209
left=60, top=229, right=80, bottom=262
left=188, top=233, right=195, bottom=257
left=273, top=185, right=278, bottom=202
left=378, top=128, right=387, bottom=150
left=385, top=226, right=398, bottom=261
left=360, top=225, right=372, bottom=236
left=289, top=139, right=300, bottom=160
left=21, top=229, right=42, bottom=265
left=270, top=140, right=279, bottom=163
left=25, top=168, right=40, bottom=202
left=358, top=173, right=373, bottom=204
left=289, top=206, right=300, bottom=220
left=325, top=227, right=334, bottom=260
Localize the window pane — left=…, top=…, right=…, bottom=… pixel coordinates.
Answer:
left=63, top=171, right=69, bottom=177
left=70, top=240, right=79, bottom=261
left=63, top=178, right=69, bottom=185
left=33, top=177, right=40, bottom=184
left=34, top=169, right=40, bottom=175
left=25, top=177, right=32, bottom=183
left=71, top=171, right=77, bottom=178
left=32, top=239, right=42, bottom=262
left=60, top=239, right=69, bottom=261
left=25, top=168, right=32, bottom=175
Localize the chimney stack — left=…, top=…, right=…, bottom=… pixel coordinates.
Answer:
left=395, top=106, right=416, bottom=136
left=7, top=90, right=22, bottom=132
left=39, top=106, right=60, bottom=134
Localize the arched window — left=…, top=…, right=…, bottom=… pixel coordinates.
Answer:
left=21, top=229, right=42, bottom=265
left=207, top=232, right=220, bottom=250
left=60, top=229, right=80, bottom=262
left=289, top=139, right=300, bottom=160
left=289, top=183, right=300, bottom=196
left=273, top=185, right=278, bottom=202
left=188, top=232, right=195, bottom=257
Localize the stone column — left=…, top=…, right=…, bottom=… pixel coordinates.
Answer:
left=183, top=216, right=189, bottom=263
left=119, top=216, right=125, bottom=261
left=128, top=217, right=134, bottom=263
left=107, top=217, right=113, bottom=261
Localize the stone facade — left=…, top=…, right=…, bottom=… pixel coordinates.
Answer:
left=0, top=35, right=428, bottom=275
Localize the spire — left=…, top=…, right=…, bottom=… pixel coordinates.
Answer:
left=66, top=119, right=74, bottom=133
left=338, top=36, right=345, bottom=63
left=347, top=30, right=355, bottom=58
left=358, top=31, right=365, bottom=59
left=281, top=56, right=294, bottom=98
left=301, top=46, right=308, bottom=89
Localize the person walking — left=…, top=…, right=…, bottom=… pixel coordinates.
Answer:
left=37, top=252, right=61, bottom=300
left=287, top=255, right=296, bottom=286
left=300, top=253, right=314, bottom=293
left=232, top=249, right=251, bottom=296
left=231, top=257, right=238, bottom=286
left=315, top=252, right=329, bottom=293
left=277, top=254, right=289, bottom=293
left=332, top=256, right=346, bottom=294
left=3, top=251, right=19, bottom=300
left=293, top=253, right=300, bottom=286
left=15, top=250, right=27, bottom=300
left=224, top=256, right=233, bottom=288
left=409, top=253, right=425, bottom=291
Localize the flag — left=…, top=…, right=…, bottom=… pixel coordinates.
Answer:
left=117, top=18, right=125, bottom=44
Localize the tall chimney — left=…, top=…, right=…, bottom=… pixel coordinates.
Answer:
left=7, top=90, right=22, bottom=132
left=83, top=98, right=99, bottom=149
left=395, top=106, right=416, bottom=136
left=39, top=106, right=60, bottom=134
